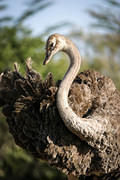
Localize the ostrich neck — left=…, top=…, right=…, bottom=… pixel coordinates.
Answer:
left=56, top=40, right=108, bottom=148
left=58, top=43, right=81, bottom=103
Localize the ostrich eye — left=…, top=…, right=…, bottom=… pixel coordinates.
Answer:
left=50, top=42, right=54, bottom=47
left=49, top=42, right=55, bottom=50
left=50, top=42, right=54, bottom=48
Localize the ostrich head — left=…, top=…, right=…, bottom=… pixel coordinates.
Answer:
left=43, top=34, right=66, bottom=65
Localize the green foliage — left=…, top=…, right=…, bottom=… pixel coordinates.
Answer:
left=0, top=26, right=44, bottom=72
left=0, top=146, right=66, bottom=180
left=71, top=0, right=120, bottom=90
left=0, top=25, right=68, bottom=81
left=88, top=0, right=120, bottom=33
left=17, top=0, right=53, bottom=24
left=87, top=0, right=120, bottom=89
left=40, top=55, right=68, bottom=81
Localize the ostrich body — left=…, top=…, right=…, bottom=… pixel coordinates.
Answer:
left=43, top=34, right=112, bottom=149
left=0, top=34, right=120, bottom=178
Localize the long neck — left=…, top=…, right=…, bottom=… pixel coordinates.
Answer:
left=56, top=39, right=108, bottom=149
left=58, top=42, right=81, bottom=106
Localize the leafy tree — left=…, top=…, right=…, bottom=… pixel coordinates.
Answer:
left=88, top=0, right=120, bottom=34
left=69, top=0, right=120, bottom=89
left=87, top=0, right=120, bottom=60
left=88, top=0, right=120, bottom=89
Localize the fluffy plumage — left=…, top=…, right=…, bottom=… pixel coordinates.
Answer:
left=0, top=58, right=120, bottom=179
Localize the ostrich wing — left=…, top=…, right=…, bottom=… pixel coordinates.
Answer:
left=0, top=60, right=120, bottom=178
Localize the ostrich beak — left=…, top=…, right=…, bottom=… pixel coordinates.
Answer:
left=43, top=51, right=52, bottom=65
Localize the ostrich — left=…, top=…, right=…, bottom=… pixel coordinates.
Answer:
left=43, top=33, right=113, bottom=149
left=0, top=34, right=120, bottom=179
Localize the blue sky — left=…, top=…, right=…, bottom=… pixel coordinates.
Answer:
left=2, top=0, right=100, bottom=35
